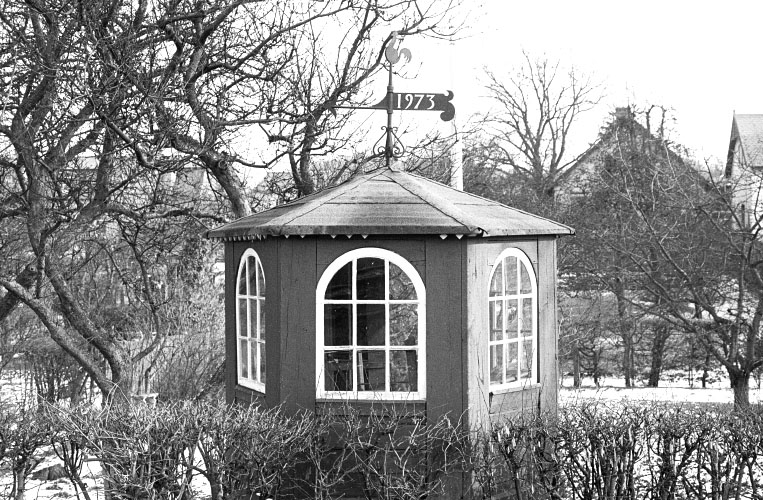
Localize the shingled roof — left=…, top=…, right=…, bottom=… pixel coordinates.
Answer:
left=206, top=167, right=573, bottom=241
left=730, top=114, right=763, bottom=168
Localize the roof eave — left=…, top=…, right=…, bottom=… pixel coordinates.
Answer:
left=206, top=225, right=574, bottom=241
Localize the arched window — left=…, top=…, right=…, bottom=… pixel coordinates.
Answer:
left=488, top=248, right=537, bottom=390
left=236, top=249, right=265, bottom=392
left=316, top=248, right=425, bottom=400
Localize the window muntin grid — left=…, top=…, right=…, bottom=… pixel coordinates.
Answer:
left=236, top=249, right=266, bottom=392
left=488, top=248, right=537, bottom=390
left=316, top=248, right=425, bottom=400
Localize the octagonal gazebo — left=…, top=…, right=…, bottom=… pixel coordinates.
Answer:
left=206, top=165, right=572, bottom=427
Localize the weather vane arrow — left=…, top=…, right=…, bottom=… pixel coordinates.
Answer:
left=325, top=31, right=456, bottom=167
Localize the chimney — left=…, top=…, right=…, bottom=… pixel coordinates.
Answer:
left=615, top=106, right=631, bottom=121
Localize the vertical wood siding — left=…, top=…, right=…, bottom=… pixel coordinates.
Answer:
left=278, top=237, right=317, bottom=412
left=465, top=238, right=558, bottom=425
left=224, top=243, right=236, bottom=403
left=424, top=238, right=464, bottom=422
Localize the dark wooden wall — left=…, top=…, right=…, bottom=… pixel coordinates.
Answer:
left=226, top=235, right=558, bottom=428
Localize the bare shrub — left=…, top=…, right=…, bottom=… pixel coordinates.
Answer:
left=339, top=407, right=463, bottom=500
left=559, top=403, right=646, bottom=499
left=0, top=402, right=51, bottom=500
left=195, top=402, right=315, bottom=499
left=49, top=401, right=201, bottom=499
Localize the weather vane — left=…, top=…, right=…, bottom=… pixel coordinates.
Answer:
left=328, top=31, right=455, bottom=168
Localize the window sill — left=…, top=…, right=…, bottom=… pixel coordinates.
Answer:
left=316, top=397, right=425, bottom=404
left=489, top=382, right=540, bottom=395
left=316, top=399, right=426, bottom=416
left=237, top=379, right=265, bottom=394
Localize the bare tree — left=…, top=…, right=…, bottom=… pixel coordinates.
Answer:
left=0, top=0, right=461, bottom=401
left=562, top=106, right=686, bottom=389
left=482, top=51, right=600, bottom=202
left=630, top=167, right=763, bottom=408
left=566, top=106, right=763, bottom=407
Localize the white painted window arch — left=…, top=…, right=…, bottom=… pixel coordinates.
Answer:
left=236, top=248, right=266, bottom=392
left=316, top=248, right=426, bottom=400
left=488, top=248, right=538, bottom=390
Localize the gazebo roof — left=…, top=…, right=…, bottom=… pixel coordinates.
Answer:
left=206, top=167, right=573, bottom=240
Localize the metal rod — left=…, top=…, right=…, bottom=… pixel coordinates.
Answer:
left=386, top=63, right=394, bottom=169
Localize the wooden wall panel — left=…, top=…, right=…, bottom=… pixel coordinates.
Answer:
left=279, top=237, right=317, bottom=413
left=489, top=387, right=541, bottom=423
left=233, top=386, right=265, bottom=406
left=257, top=239, right=280, bottom=408
left=425, top=239, right=464, bottom=422
left=464, top=241, right=490, bottom=430
left=316, top=237, right=426, bottom=280
left=537, top=237, right=559, bottom=414
left=224, top=243, right=236, bottom=403
left=466, top=239, right=555, bottom=426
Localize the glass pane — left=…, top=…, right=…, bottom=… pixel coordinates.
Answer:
left=521, top=340, right=533, bottom=380
left=357, top=304, right=385, bottom=346
left=357, top=351, right=385, bottom=391
left=390, top=351, right=417, bottom=392
left=238, top=339, right=249, bottom=379
left=258, top=299, right=266, bottom=340
left=504, top=256, right=518, bottom=295
left=520, top=263, right=532, bottom=294
left=325, top=351, right=351, bottom=391
left=249, top=340, right=257, bottom=383
left=389, top=263, right=416, bottom=300
left=490, top=344, right=503, bottom=385
left=247, top=256, right=257, bottom=295
left=357, top=258, right=385, bottom=300
left=324, top=304, right=351, bottom=346
left=489, top=261, right=503, bottom=297
left=259, top=341, right=267, bottom=384
left=521, top=299, right=533, bottom=336
left=390, top=304, right=417, bottom=346
left=506, top=299, right=518, bottom=339
left=326, top=262, right=352, bottom=300
left=238, top=299, right=248, bottom=337
left=506, top=343, right=518, bottom=383
left=257, top=260, right=266, bottom=296
left=248, top=298, right=258, bottom=338
left=489, top=300, right=503, bottom=341
left=237, top=262, right=247, bottom=295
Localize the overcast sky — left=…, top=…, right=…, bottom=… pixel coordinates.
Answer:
left=399, top=0, right=762, bottom=166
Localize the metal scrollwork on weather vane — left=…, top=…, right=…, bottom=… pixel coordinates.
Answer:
left=325, top=31, right=456, bottom=168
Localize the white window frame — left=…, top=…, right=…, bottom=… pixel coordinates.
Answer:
left=236, top=248, right=265, bottom=392
left=316, top=248, right=426, bottom=401
left=488, top=248, right=538, bottom=391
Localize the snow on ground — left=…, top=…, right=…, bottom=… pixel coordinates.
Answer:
left=560, top=372, right=763, bottom=405
left=0, top=459, right=104, bottom=500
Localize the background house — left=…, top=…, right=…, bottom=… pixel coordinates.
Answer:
left=561, top=106, right=687, bottom=201
left=725, top=113, right=763, bottom=228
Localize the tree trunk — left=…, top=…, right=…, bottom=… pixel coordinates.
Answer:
left=593, top=351, right=601, bottom=388
left=729, top=368, right=751, bottom=409
left=701, top=353, right=710, bottom=389
left=614, top=283, right=633, bottom=387
left=572, top=342, right=582, bottom=388
left=647, top=325, right=670, bottom=388
left=623, top=333, right=634, bottom=388
left=13, top=468, right=26, bottom=500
